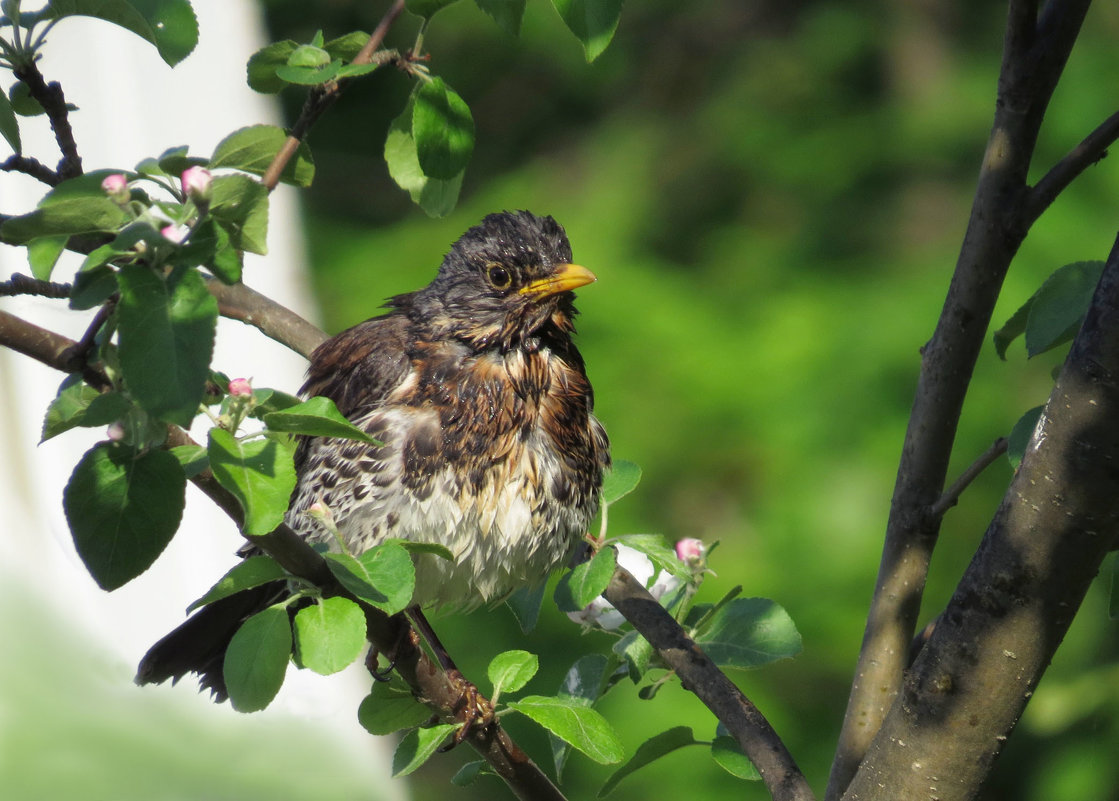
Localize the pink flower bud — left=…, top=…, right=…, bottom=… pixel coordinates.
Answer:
left=161, top=224, right=188, bottom=244
left=101, top=173, right=130, bottom=203
left=228, top=377, right=253, bottom=397
left=105, top=422, right=126, bottom=441
left=675, top=538, right=705, bottom=563
left=181, top=166, right=213, bottom=203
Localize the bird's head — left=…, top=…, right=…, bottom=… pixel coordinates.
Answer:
left=408, top=211, right=596, bottom=351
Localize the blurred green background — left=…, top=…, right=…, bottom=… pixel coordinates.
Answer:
left=11, top=1, right=1119, bottom=799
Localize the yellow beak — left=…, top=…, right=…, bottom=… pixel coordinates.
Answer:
left=518, top=263, right=597, bottom=298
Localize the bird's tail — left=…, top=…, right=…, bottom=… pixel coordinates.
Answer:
left=135, top=581, right=286, bottom=702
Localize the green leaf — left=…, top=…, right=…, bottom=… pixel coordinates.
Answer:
left=392, top=724, right=458, bottom=776
left=507, top=696, right=624, bottom=764
left=184, top=218, right=242, bottom=283
left=451, top=761, right=488, bottom=786
left=168, top=443, right=208, bottom=478
left=207, top=428, right=297, bottom=536
left=155, top=145, right=207, bottom=178
left=406, top=0, right=461, bottom=19
left=210, top=174, right=270, bottom=254
left=358, top=679, right=432, bottom=735
left=387, top=539, right=455, bottom=561
left=47, top=0, right=199, bottom=66
left=993, top=300, right=1029, bottom=360
left=249, top=387, right=304, bottom=417
left=600, top=727, right=699, bottom=797
left=186, top=555, right=287, bottom=613
left=506, top=581, right=546, bottom=633
left=413, top=77, right=475, bottom=180
left=568, top=547, right=617, bottom=608
left=488, top=650, right=538, bottom=701
left=551, top=0, right=622, bottom=61
left=69, top=265, right=119, bottom=310
left=602, top=459, right=641, bottom=505
left=42, top=380, right=130, bottom=441
left=287, top=43, right=331, bottom=68
left=63, top=443, right=186, bottom=590
left=117, top=264, right=217, bottom=426
left=613, top=533, right=689, bottom=578
left=27, top=235, right=69, bottom=281
left=384, top=100, right=463, bottom=217
left=8, top=80, right=45, bottom=117
left=612, top=629, right=654, bottom=681
left=224, top=605, right=292, bottom=713
left=1007, top=405, right=1044, bottom=470
left=324, top=31, right=371, bottom=61
left=552, top=654, right=611, bottom=778
left=693, top=597, right=801, bottom=670
left=1024, top=261, right=1104, bottom=358
left=323, top=542, right=415, bottom=615
left=263, top=396, right=377, bottom=442
left=210, top=125, right=315, bottom=188
left=0, top=196, right=129, bottom=244
left=710, top=735, right=761, bottom=780
left=245, top=39, right=297, bottom=92
left=294, top=597, right=367, bottom=675
left=474, top=0, right=526, bottom=35
left=0, top=87, right=19, bottom=153
left=274, top=60, right=344, bottom=85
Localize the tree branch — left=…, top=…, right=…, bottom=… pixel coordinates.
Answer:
left=826, top=2, right=1092, bottom=797
left=0, top=273, right=72, bottom=298
left=205, top=278, right=327, bottom=358
left=842, top=230, right=1119, bottom=801
left=11, top=59, right=81, bottom=180
left=0, top=310, right=566, bottom=800
left=606, top=569, right=815, bottom=801
left=1, top=154, right=61, bottom=185
left=1024, top=108, right=1119, bottom=225
left=929, top=437, right=1009, bottom=519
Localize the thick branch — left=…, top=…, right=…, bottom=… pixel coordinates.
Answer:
left=205, top=278, right=327, bottom=359
left=1, top=311, right=565, bottom=801
left=605, top=569, right=815, bottom=801
left=2, top=154, right=61, bottom=185
left=826, top=2, right=1092, bottom=796
left=843, top=231, right=1119, bottom=801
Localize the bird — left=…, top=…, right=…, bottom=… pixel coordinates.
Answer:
left=137, top=210, right=611, bottom=699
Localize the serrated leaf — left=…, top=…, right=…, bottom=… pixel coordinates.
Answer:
left=186, top=555, right=288, bottom=613
left=407, top=0, right=461, bottom=19
left=0, top=196, right=129, bottom=244
left=210, top=174, right=269, bottom=254
left=168, top=443, right=208, bottom=478
left=117, top=264, right=217, bottom=426
left=263, top=395, right=377, bottom=442
left=294, top=597, right=367, bottom=675
left=1025, top=261, right=1105, bottom=358
left=693, top=598, right=801, bottom=670
left=1007, top=405, right=1044, bottom=470
left=508, top=696, right=623, bottom=764
left=488, top=650, right=538, bottom=700
left=474, top=0, right=525, bottom=35
left=207, top=428, right=297, bottom=536
left=413, top=77, right=475, bottom=180
left=600, top=727, right=699, bottom=797
left=27, top=235, right=68, bottom=280
left=358, top=679, right=432, bottom=735
left=47, top=0, right=199, bottom=66
left=710, top=735, right=761, bottom=780
left=392, top=724, right=459, bottom=776
left=506, top=581, right=546, bottom=633
left=384, top=100, right=463, bottom=217
left=0, top=88, right=20, bottom=153
left=63, top=443, right=186, bottom=590
left=602, top=459, right=641, bottom=505
left=224, top=605, right=292, bottom=712
left=323, top=542, right=414, bottom=615
left=210, top=125, right=315, bottom=188
left=42, top=374, right=101, bottom=441
left=249, top=388, right=303, bottom=417
left=42, top=385, right=129, bottom=442
left=551, top=0, right=622, bottom=61
left=246, top=40, right=298, bottom=92
left=451, top=761, right=487, bottom=786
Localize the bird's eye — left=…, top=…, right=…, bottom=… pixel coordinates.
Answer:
left=486, top=264, right=512, bottom=289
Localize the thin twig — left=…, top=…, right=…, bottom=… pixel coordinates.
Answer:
left=0, top=273, right=72, bottom=298
left=1, top=154, right=60, bottom=185
left=1025, top=109, right=1119, bottom=225
left=605, top=568, right=815, bottom=801
left=262, top=0, right=408, bottom=191
left=929, top=437, right=1009, bottom=519
left=12, top=60, right=81, bottom=179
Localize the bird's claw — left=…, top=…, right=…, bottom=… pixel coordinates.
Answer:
left=439, top=669, right=495, bottom=751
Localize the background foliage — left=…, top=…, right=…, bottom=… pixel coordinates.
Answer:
left=7, top=0, right=1119, bottom=799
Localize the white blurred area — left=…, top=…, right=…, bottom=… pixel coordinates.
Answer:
left=0, top=3, right=399, bottom=798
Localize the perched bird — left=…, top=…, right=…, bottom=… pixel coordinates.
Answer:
left=138, top=210, right=610, bottom=697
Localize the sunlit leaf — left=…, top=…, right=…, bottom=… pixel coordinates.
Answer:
left=224, top=605, right=292, bottom=712
left=47, top=0, right=199, bottom=66
left=693, top=597, right=801, bottom=670
left=507, top=695, right=624, bottom=764
left=211, top=125, right=315, bottom=188
left=392, top=724, right=458, bottom=776
left=551, top=0, right=622, bottom=61
left=186, top=555, right=287, bottom=612
left=294, top=597, right=367, bottom=675
left=488, top=650, right=539, bottom=700
left=263, top=396, right=377, bottom=442
left=207, top=428, right=297, bottom=536
left=413, top=78, right=474, bottom=180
